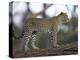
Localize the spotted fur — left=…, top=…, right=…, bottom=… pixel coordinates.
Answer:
left=20, top=12, right=69, bottom=51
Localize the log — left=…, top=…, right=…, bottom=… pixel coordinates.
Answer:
left=13, top=42, right=78, bottom=58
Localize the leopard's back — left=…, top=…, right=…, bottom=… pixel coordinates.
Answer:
left=23, top=12, right=69, bottom=33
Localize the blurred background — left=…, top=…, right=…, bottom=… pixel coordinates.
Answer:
left=9, top=1, right=78, bottom=50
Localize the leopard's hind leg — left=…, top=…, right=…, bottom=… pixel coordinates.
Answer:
left=31, top=31, right=39, bottom=49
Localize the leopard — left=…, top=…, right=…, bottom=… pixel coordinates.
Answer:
left=20, top=12, right=70, bottom=51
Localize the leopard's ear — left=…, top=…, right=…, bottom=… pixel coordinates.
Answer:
left=60, top=12, right=64, bottom=15
left=60, top=12, right=66, bottom=15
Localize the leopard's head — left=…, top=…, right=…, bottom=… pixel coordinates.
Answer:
left=59, top=12, right=70, bottom=23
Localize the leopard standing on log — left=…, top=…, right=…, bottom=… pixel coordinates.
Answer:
left=20, top=12, right=70, bottom=51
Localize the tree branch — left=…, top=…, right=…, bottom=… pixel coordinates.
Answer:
left=30, top=4, right=53, bottom=18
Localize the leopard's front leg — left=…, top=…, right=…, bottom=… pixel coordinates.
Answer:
left=51, top=31, right=59, bottom=47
